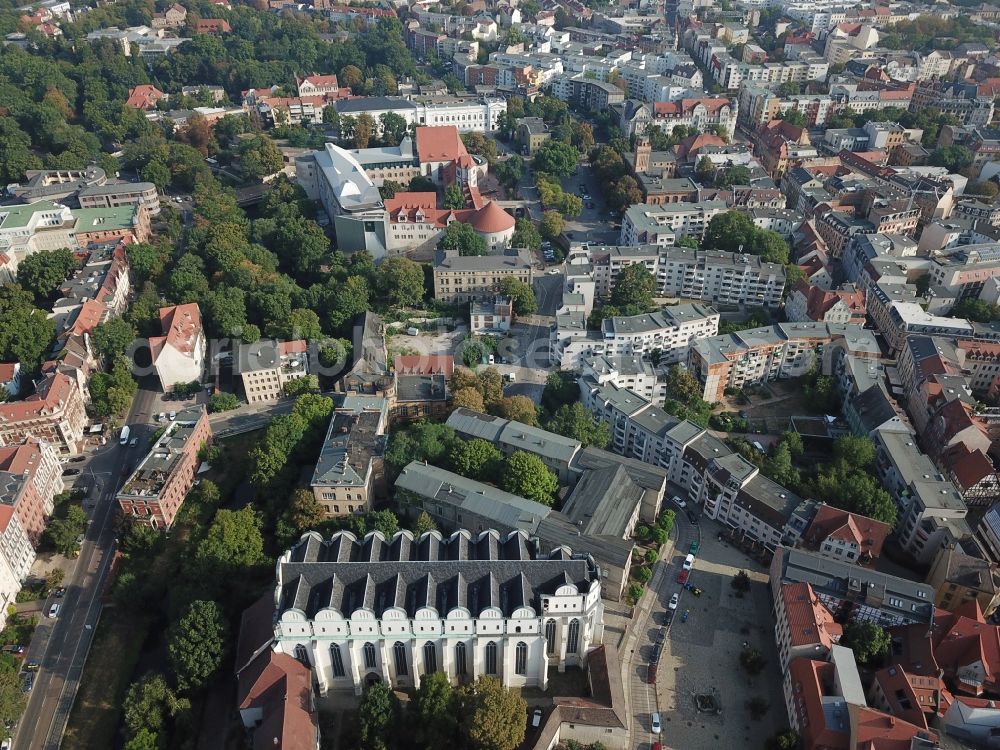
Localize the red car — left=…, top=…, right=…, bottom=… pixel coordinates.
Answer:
left=676, top=569, right=689, bottom=585
left=652, top=743, right=663, bottom=750
left=647, top=664, right=657, bottom=684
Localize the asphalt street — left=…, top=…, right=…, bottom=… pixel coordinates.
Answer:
left=13, top=386, right=162, bottom=750
left=621, top=504, right=700, bottom=750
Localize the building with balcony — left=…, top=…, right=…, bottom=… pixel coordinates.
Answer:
left=0, top=373, right=87, bottom=455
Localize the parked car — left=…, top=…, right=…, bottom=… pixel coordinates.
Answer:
left=689, top=540, right=700, bottom=555
left=129, top=438, right=138, bottom=447
left=687, top=511, right=699, bottom=524
left=668, top=593, right=679, bottom=610
left=683, top=554, right=695, bottom=571
left=663, top=610, right=674, bottom=626
left=0, top=645, right=24, bottom=655
left=69, top=456, right=85, bottom=463
left=21, top=673, right=33, bottom=693
left=22, top=661, right=38, bottom=672
left=169, top=412, right=176, bottom=420
left=47, top=603, right=60, bottom=619
left=54, top=587, right=65, bottom=598
left=646, top=663, right=657, bottom=684
left=671, top=495, right=686, bottom=508
left=531, top=708, right=543, bottom=728
left=61, top=469, right=80, bottom=476
left=651, top=712, right=662, bottom=734
left=676, top=570, right=689, bottom=585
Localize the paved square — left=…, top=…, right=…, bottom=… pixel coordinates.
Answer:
left=655, top=527, right=785, bottom=749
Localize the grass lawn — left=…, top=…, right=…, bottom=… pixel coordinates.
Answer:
left=61, top=612, right=151, bottom=750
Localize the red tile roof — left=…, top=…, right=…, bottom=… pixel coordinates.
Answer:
left=0, top=364, right=18, bottom=383
left=278, top=340, right=308, bottom=356
left=238, top=651, right=318, bottom=750
left=469, top=200, right=515, bottom=233
left=150, top=304, right=202, bottom=362
left=802, top=503, right=889, bottom=563
left=788, top=658, right=851, bottom=750
left=394, top=355, right=455, bottom=377
left=853, top=706, right=937, bottom=750
left=871, top=665, right=932, bottom=730
left=415, top=125, right=469, bottom=164
left=125, top=84, right=165, bottom=110
left=675, top=133, right=727, bottom=161
left=930, top=603, right=1000, bottom=696
left=942, top=443, right=996, bottom=492
left=195, top=18, right=231, bottom=32
left=302, top=74, right=338, bottom=87
left=0, top=373, right=75, bottom=422
left=780, top=581, right=843, bottom=648
left=793, top=281, right=867, bottom=323
left=653, top=97, right=733, bottom=117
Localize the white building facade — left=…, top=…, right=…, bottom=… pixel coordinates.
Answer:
left=272, top=529, right=605, bottom=696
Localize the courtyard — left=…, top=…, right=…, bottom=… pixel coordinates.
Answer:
left=654, top=521, right=786, bottom=750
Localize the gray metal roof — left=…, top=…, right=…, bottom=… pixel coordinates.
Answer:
left=277, top=528, right=599, bottom=618
left=561, top=464, right=641, bottom=538
left=447, top=408, right=581, bottom=465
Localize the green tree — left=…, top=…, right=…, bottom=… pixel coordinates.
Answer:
left=190, top=507, right=265, bottom=582
left=283, top=375, right=320, bottom=397
left=953, top=298, right=1000, bottom=323
left=495, top=155, right=524, bottom=190
left=840, top=620, right=890, bottom=666
left=546, top=403, right=610, bottom=448
left=539, top=210, right=564, bottom=240
left=238, top=135, right=284, bottom=180
left=92, top=318, right=137, bottom=360
left=439, top=221, right=488, bottom=256
left=359, top=682, right=397, bottom=750
left=379, top=180, right=403, bottom=199
left=379, top=111, right=409, bottom=146
left=777, top=108, right=807, bottom=128
left=168, top=600, right=228, bottom=692
left=413, top=511, right=437, bottom=536
left=457, top=676, right=527, bottom=750
left=450, top=438, right=503, bottom=480
left=443, top=183, right=465, bottom=209
left=494, top=395, right=538, bottom=425
left=510, top=218, right=541, bottom=250
left=532, top=141, right=579, bottom=177
left=496, top=276, right=537, bottom=315
left=833, top=435, right=875, bottom=471
left=502, top=451, right=558, bottom=505
left=740, top=647, right=767, bottom=675
left=377, top=256, right=425, bottom=307
left=208, top=392, right=239, bottom=413
left=0, top=663, right=25, bottom=728
left=766, top=729, right=801, bottom=750
left=929, top=145, right=973, bottom=173
left=542, top=371, right=578, bottom=414
left=665, top=364, right=704, bottom=404
left=411, top=671, right=458, bottom=747
left=287, top=488, right=326, bottom=533
left=17, top=248, right=77, bottom=305
left=123, top=673, right=190, bottom=744
left=384, top=422, right=460, bottom=476
left=610, top=264, right=655, bottom=310
left=764, top=443, right=799, bottom=488
left=716, top=164, right=752, bottom=188
left=452, top=387, right=486, bottom=412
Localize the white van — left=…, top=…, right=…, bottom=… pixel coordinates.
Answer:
left=119, top=425, right=130, bottom=446
left=682, top=554, right=695, bottom=571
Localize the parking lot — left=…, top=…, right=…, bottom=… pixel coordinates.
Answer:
left=653, top=520, right=785, bottom=749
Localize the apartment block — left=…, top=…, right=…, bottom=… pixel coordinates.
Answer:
left=310, top=396, right=388, bottom=517
left=620, top=201, right=729, bottom=246
left=432, top=248, right=534, bottom=303
left=116, top=407, right=212, bottom=529
left=687, top=323, right=880, bottom=403
left=0, top=373, right=87, bottom=455
left=236, top=339, right=310, bottom=403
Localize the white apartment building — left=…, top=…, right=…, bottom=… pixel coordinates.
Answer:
left=581, top=355, right=667, bottom=403
left=236, top=340, right=310, bottom=403
left=602, top=304, right=720, bottom=363
left=621, top=202, right=729, bottom=246
left=272, top=528, right=605, bottom=695
left=0, top=201, right=76, bottom=257
left=333, top=96, right=508, bottom=134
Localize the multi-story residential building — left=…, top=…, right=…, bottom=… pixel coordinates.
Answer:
left=645, top=97, right=738, bottom=140
left=873, top=427, right=970, bottom=564
left=296, top=73, right=341, bottom=98
left=432, top=247, right=533, bottom=303
left=469, top=297, right=513, bottom=333
left=392, top=355, right=452, bottom=424
left=116, top=407, right=212, bottom=529
left=784, top=282, right=867, bottom=324
left=926, top=546, right=1000, bottom=617
left=0, top=439, right=62, bottom=547
left=271, top=528, right=605, bottom=694
left=580, top=355, right=666, bottom=404
left=601, top=305, right=719, bottom=361
left=236, top=340, right=310, bottom=403
left=0, top=373, right=87, bottom=454
left=771, top=546, right=936, bottom=628
left=549, top=304, right=719, bottom=371
left=772, top=581, right=842, bottom=671
left=620, top=201, right=728, bottom=246
left=309, top=396, right=388, bottom=517
left=77, top=181, right=160, bottom=215
left=149, top=303, right=206, bottom=392
left=657, top=248, right=786, bottom=308
left=515, top=117, right=550, bottom=155
left=688, top=323, right=880, bottom=403
left=549, top=75, right=625, bottom=111
left=799, top=503, right=889, bottom=567
left=737, top=84, right=834, bottom=128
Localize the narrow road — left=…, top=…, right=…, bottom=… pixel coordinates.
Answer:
left=14, top=387, right=159, bottom=750
left=621, top=506, right=699, bottom=749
